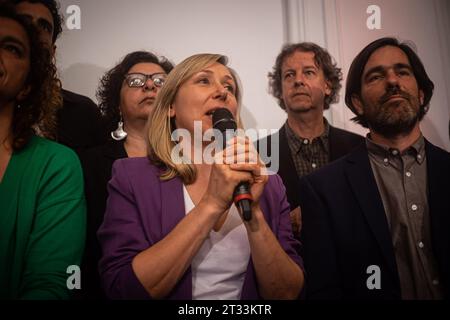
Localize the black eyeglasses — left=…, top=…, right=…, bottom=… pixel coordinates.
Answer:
left=124, top=72, right=167, bottom=88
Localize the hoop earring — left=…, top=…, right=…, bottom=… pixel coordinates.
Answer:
left=111, top=114, right=127, bottom=141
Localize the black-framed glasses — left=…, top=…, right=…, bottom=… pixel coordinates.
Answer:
left=125, top=72, right=167, bottom=88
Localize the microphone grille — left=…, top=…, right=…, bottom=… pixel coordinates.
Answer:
left=212, top=108, right=237, bottom=132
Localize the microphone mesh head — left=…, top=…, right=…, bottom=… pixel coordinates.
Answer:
left=212, top=108, right=237, bottom=132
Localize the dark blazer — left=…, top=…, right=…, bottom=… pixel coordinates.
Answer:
left=298, top=141, right=450, bottom=299
left=77, top=139, right=128, bottom=299
left=98, top=158, right=303, bottom=299
left=58, top=89, right=108, bottom=151
left=258, top=124, right=364, bottom=210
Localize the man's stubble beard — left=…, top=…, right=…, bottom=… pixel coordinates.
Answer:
left=363, top=88, right=422, bottom=139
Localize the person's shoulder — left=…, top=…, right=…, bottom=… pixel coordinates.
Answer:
left=304, top=144, right=364, bottom=184
left=62, top=89, right=97, bottom=107
left=31, top=135, right=79, bottom=163
left=61, top=89, right=100, bottom=117
left=111, top=158, right=165, bottom=193
left=311, top=156, right=346, bottom=178
left=329, top=125, right=365, bottom=141
left=113, top=157, right=161, bottom=177
left=26, top=137, right=83, bottom=187
left=426, top=139, right=450, bottom=159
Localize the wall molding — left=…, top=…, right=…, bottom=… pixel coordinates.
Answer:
left=282, top=0, right=337, bottom=124
left=433, top=0, right=450, bottom=120
left=323, top=0, right=347, bottom=129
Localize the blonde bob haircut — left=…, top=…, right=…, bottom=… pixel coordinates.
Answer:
left=147, top=53, right=243, bottom=184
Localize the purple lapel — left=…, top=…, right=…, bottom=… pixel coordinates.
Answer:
left=160, top=176, right=193, bottom=299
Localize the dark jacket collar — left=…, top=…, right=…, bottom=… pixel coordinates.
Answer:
left=343, top=140, right=450, bottom=296
left=344, top=143, right=399, bottom=282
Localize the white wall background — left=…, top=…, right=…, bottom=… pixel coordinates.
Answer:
left=56, top=0, right=450, bottom=150
left=57, top=0, right=287, bottom=134
left=327, top=0, right=450, bottom=151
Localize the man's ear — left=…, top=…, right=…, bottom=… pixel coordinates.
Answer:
left=351, top=94, right=364, bottom=116
left=419, top=89, right=424, bottom=105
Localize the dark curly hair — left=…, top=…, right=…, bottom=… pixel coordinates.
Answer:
left=1, top=1, right=59, bottom=150
left=13, top=0, right=63, bottom=44
left=345, top=37, right=434, bottom=128
left=97, top=51, right=174, bottom=133
left=268, top=42, right=342, bottom=111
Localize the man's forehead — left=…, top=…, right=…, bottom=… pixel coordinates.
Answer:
left=364, top=46, right=411, bottom=72
left=15, top=1, right=54, bottom=26
left=282, top=51, right=318, bottom=69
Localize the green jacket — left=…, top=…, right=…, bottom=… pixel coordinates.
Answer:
left=0, top=136, right=86, bottom=299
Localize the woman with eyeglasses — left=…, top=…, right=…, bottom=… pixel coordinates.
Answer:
left=78, top=51, right=174, bottom=299
left=97, top=53, right=304, bottom=300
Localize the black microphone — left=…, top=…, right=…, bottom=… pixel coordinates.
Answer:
left=212, top=108, right=252, bottom=221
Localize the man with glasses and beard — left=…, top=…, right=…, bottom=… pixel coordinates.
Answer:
left=298, top=37, right=450, bottom=300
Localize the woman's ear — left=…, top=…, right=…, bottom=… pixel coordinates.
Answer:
left=16, top=84, right=31, bottom=102
left=169, top=105, right=175, bottom=117
left=324, top=80, right=332, bottom=96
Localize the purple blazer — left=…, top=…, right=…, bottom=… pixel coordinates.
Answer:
left=98, top=157, right=303, bottom=300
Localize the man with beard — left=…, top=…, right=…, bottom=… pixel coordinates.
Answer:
left=299, top=37, right=450, bottom=300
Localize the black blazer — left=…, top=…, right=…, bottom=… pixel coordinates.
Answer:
left=298, top=141, right=450, bottom=299
left=77, top=139, right=128, bottom=299
left=257, top=124, right=364, bottom=210
left=58, top=89, right=108, bottom=151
